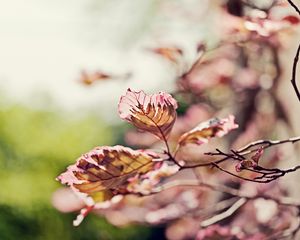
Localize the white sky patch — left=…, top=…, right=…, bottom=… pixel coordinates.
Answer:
left=0, top=0, right=209, bottom=120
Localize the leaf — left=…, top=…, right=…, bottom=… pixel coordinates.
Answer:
left=178, top=115, right=238, bottom=146
left=251, top=147, right=263, bottom=163
left=118, top=88, right=178, bottom=140
left=79, top=70, right=111, bottom=85
left=236, top=146, right=264, bottom=172
left=235, top=160, right=256, bottom=172
left=150, top=47, right=183, bottom=63
left=57, top=145, right=159, bottom=195
left=127, top=162, right=179, bottom=195
left=282, top=15, right=300, bottom=25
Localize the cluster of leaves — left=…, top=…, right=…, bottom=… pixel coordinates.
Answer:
left=57, top=89, right=238, bottom=224
left=56, top=0, right=300, bottom=239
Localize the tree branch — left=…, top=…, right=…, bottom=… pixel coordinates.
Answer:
left=200, top=198, right=247, bottom=227
left=291, top=42, right=300, bottom=102
left=287, top=0, right=300, bottom=16
left=287, top=0, right=300, bottom=101
left=173, top=136, right=300, bottom=183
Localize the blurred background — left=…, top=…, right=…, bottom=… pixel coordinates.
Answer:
left=0, top=0, right=211, bottom=239
left=0, top=0, right=300, bottom=239
left=0, top=0, right=212, bottom=115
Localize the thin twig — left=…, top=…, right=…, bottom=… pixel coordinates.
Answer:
left=236, top=136, right=300, bottom=154
left=287, top=0, right=300, bottom=15
left=173, top=136, right=300, bottom=182
left=200, top=198, right=247, bottom=227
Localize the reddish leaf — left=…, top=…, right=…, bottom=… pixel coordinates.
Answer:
left=57, top=146, right=159, bottom=196
left=178, top=115, right=238, bottom=146
left=118, top=89, right=178, bottom=140
left=282, top=15, right=300, bottom=25
left=251, top=147, right=264, bottom=163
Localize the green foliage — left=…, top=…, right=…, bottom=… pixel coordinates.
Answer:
left=0, top=204, right=150, bottom=240
left=0, top=103, right=150, bottom=239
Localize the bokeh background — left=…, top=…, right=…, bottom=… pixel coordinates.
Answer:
left=0, top=0, right=300, bottom=239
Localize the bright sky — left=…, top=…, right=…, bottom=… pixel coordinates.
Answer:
left=0, top=0, right=209, bottom=119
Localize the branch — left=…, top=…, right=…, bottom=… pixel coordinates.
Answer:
left=174, top=136, right=300, bottom=183
left=152, top=180, right=300, bottom=207
left=211, top=162, right=277, bottom=183
left=210, top=136, right=300, bottom=183
left=291, top=42, right=300, bottom=102
left=236, top=136, right=300, bottom=154
left=287, top=0, right=300, bottom=16
left=287, top=0, right=300, bottom=101
left=214, top=161, right=300, bottom=183
left=200, top=198, right=247, bottom=227
left=149, top=179, right=300, bottom=234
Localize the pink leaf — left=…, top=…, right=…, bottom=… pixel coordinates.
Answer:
left=118, top=88, right=178, bottom=140
left=178, top=115, right=238, bottom=146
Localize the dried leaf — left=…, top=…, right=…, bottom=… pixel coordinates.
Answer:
left=178, top=115, right=238, bottom=146
left=57, top=146, right=159, bottom=195
left=235, top=159, right=256, bottom=172
left=79, top=70, right=111, bottom=85
left=118, top=89, right=178, bottom=140
left=236, top=146, right=263, bottom=172
left=150, top=47, right=183, bottom=63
